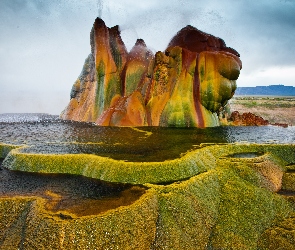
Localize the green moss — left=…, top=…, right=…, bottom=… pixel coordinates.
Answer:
left=4, top=143, right=294, bottom=186
left=201, top=84, right=216, bottom=111
left=0, top=143, right=21, bottom=158
left=0, top=197, right=34, bottom=248
left=167, top=111, right=185, bottom=127
left=282, top=173, right=295, bottom=191
left=147, top=145, right=294, bottom=249
left=264, top=145, right=295, bottom=166
left=3, top=144, right=215, bottom=184
left=258, top=213, right=295, bottom=249
left=149, top=172, right=220, bottom=249
left=1, top=143, right=295, bottom=248
left=0, top=189, right=158, bottom=249
left=209, top=166, right=292, bottom=249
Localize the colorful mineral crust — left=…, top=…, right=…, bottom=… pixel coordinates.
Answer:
left=61, top=18, right=242, bottom=127
left=2, top=142, right=295, bottom=249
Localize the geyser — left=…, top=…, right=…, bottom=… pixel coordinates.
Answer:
left=61, top=18, right=242, bottom=127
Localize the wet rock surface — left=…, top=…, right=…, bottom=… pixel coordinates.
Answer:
left=0, top=159, right=146, bottom=217
left=227, top=152, right=265, bottom=158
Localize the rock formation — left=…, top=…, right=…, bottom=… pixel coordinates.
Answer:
left=230, top=111, right=270, bottom=126
left=61, top=18, right=242, bottom=127
left=227, top=111, right=289, bottom=127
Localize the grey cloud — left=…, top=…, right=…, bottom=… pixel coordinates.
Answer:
left=231, top=0, right=295, bottom=71
left=1, top=0, right=294, bottom=114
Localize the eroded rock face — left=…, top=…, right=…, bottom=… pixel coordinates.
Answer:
left=61, top=18, right=242, bottom=127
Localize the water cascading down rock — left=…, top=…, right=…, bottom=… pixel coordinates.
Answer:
left=61, top=18, right=242, bottom=127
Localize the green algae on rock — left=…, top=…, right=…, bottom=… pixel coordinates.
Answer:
left=149, top=168, right=292, bottom=249
left=2, top=143, right=211, bottom=184
left=0, top=166, right=147, bottom=217
left=258, top=213, right=295, bottom=250
left=3, top=143, right=295, bottom=185
left=0, top=143, right=21, bottom=158
left=282, top=164, right=295, bottom=192
left=1, top=122, right=295, bottom=249
left=1, top=142, right=295, bottom=249
left=0, top=189, right=158, bottom=249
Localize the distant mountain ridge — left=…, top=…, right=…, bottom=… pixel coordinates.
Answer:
left=235, top=85, right=295, bottom=96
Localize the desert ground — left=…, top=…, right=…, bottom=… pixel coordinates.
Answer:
left=229, top=96, right=295, bottom=126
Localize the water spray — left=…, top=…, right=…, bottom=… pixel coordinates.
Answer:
left=97, top=0, right=103, bottom=18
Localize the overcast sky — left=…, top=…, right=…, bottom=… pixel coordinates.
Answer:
left=1, top=0, right=295, bottom=114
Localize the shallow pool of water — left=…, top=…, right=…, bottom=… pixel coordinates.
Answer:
left=228, top=152, right=265, bottom=158
left=1, top=113, right=295, bottom=162
left=0, top=159, right=145, bottom=217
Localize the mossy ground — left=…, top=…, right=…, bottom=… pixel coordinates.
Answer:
left=1, top=142, right=295, bottom=249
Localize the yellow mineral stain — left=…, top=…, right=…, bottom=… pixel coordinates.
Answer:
left=130, top=127, right=153, bottom=138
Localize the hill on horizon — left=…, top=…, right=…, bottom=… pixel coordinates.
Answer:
left=235, top=85, right=295, bottom=96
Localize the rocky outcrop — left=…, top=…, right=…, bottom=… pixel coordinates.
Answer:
left=96, top=39, right=154, bottom=126
left=229, top=111, right=289, bottom=127
left=230, top=111, right=269, bottom=126
left=61, top=18, right=242, bottom=127
left=61, top=18, right=128, bottom=122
